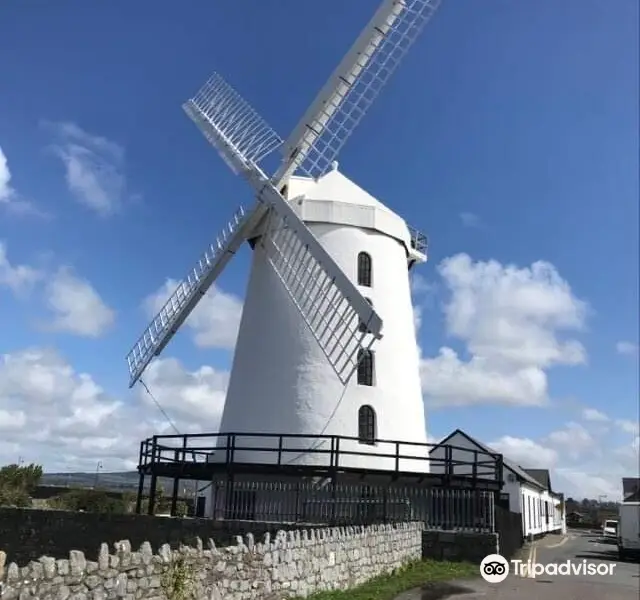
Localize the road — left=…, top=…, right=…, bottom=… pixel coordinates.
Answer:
left=395, top=528, right=640, bottom=600
left=532, top=528, right=640, bottom=591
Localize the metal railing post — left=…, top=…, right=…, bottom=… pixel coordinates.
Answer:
left=135, top=471, right=144, bottom=514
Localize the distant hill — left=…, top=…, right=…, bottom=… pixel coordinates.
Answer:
left=41, top=471, right=140, bottom=490
left=40, top=472, right=204, bottom=496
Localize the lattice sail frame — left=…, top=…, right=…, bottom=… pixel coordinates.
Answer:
left=256, top=184, right=381, bottom=384
left=126, top=204, right=264, bottom=387
left=277, top=0, right=442, bottom=182
left=183, top=73, right=284, bottom=176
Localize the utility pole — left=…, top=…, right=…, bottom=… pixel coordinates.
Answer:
left=94, top=461, right=103, bottom=489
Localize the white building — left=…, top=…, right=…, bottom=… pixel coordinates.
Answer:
left=212, top=164, right=429, bottom=473
left=429, top=429, right=566, bottom=537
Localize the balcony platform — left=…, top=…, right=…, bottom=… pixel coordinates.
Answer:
left=135, top=432, right=505, bottom=516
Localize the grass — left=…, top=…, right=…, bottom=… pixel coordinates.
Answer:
left=292, top=559, right=478, bottom=600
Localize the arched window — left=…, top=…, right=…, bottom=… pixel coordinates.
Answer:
left=357, top=349, right=374, bottom=386
left=358, top=298, right=373, bottom=333
left=358, top=405, right=376, bottom=445
left=357, top=252, right=372, bottom=287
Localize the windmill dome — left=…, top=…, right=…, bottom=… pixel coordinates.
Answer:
left=287, top=165, right=417, bottom=256
left=294, top=167, right=389, bottom=209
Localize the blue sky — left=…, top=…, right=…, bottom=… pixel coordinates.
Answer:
left=0, top=0, right=637, bottom=499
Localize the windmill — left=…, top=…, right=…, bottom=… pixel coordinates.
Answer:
left=127, top=0, right=440, bottom=473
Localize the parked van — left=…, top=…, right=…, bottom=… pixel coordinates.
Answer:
left=602, top=519, right=618, bottom=542
left=618, top=502, right=640, bottom=559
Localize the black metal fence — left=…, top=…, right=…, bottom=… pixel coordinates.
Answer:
left=209, top=480, right=495, bottom=532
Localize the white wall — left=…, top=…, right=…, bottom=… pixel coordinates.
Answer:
left=520, top=485, right=564, bottom=536
left=212, top=171, right=428, bottom=473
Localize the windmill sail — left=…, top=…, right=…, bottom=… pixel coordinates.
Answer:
left=126, top=204, right=264, bottom=387
left=182, top=74, right=385, bottom=384
left=182, top=73, right=283, bottom=176
left=127, top=0, right=442, bottom=386
left=275, top=0, right=442, bottom=183
left=256, top=181, right=382, bottom=384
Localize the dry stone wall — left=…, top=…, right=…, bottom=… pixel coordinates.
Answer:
left=0, top=522, right=422, bottom=600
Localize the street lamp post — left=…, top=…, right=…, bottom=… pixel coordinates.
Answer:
left=94, top=461, right=103, bottom=489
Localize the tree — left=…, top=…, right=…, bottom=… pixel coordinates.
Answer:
left=140, top=486, right=189, bottom=516
left=49, top=488, right=131, bottom=514
left=0, top=463, right=43, bottom=507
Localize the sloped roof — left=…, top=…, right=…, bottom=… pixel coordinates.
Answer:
left=524, top=469, right=552, bottom=492
left=430, top=429, right=546, bottom=490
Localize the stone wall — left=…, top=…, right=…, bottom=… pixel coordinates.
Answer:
left=0, top=522, right=423, bottom=600
left=0, top=508, right=323, bottom=565
left=421, top=529, right=498, bottom=564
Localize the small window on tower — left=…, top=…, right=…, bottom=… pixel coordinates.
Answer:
left=357, top=349, right=374, bottom=386
left=357, top=252, right=372, bottom=287
left=358, top=405, right=376, bottom=445
left=358, top=298, right=373, bottom=333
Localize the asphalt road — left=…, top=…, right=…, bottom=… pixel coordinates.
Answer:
left=533, top=528, right=640, bottom=591
left=395, top=528, right=640, bottom=600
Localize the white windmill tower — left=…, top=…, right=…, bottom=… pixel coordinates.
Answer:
left=127, top=0, right=440, bottom=480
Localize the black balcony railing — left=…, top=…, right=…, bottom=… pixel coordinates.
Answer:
left=137, top=432, right=503, bottom=483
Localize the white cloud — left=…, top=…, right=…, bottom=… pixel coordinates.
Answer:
left=421, top=349, right=548, bottom=407
left=616, top=341, right=639, bottom=356
left=0, top=409, right=27, bottom=431
left=616, top=419, right=640, bottom=436
left=0, top=241, right=41, bottom=294
left=489, top=435, right=558, bottom=468
left=615, top=435, right=640, bottom=463
left=45, top=122, right=128, bottom=216
left=0, top=145, right=14, bottom=203
left=486, top=420, right=639, bottom=500
left=555, top=430, right=639, bottom=499
left=0, top=348, right=229, bottom=471
left=410, top=273, right=435, bottom=296
left=43, top=267, right=115, bottom=337
left=555, top=470, right=621, bottom=500
left=421, top=254, right=587, bottom=407
left=411, top=274, right=437, bottom=332
left=144, top=279, right=243, bottom=350
left=581, top=407, right=609, bottom=422
left=459, top=212, right=482, bottom=228
left=0, top=145, right=44, bottom=217
left=139, top=358, right=228, bottom=429
left=544, top=421, right=595, bottom=461
left=413, top=306, right=422, bottom=332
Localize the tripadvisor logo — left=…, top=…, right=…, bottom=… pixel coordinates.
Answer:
left=480, top=554, right=509, bottom=583
left=480, top=554, right=617, bottom=582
